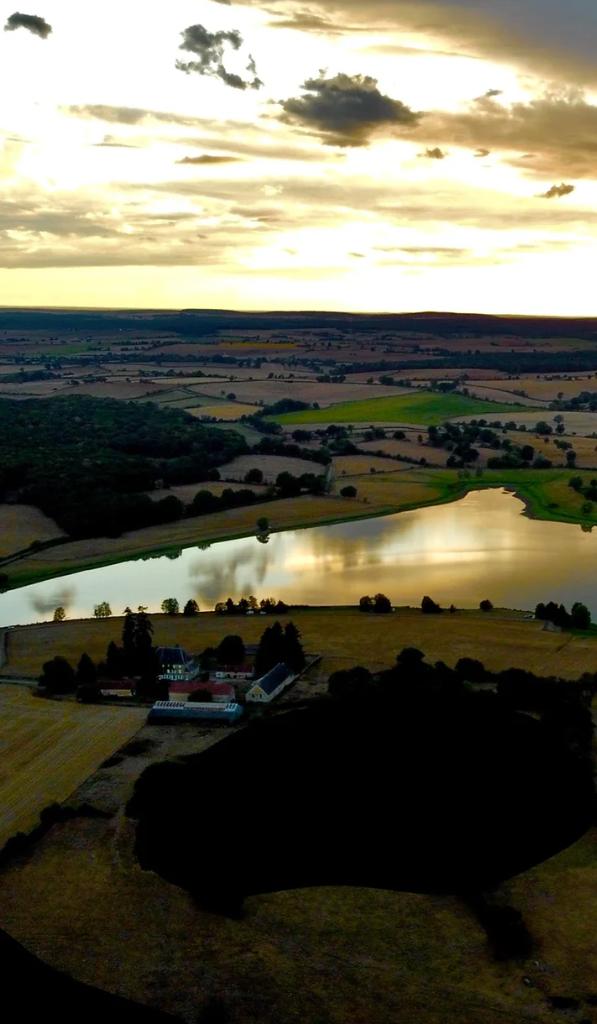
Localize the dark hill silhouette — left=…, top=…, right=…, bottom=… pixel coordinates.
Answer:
left=2, top=307, right=597, bottom=339
left=128, top=691, right=593, bottom=914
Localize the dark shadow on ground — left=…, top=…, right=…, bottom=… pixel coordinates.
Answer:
left=128, top=691, right=594, bottom=914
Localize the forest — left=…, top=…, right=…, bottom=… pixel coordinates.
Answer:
left=0, top=396, right=247, bottom=538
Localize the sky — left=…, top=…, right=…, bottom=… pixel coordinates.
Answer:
left=1, top=0, right=597, bottom=314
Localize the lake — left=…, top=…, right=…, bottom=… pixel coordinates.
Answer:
left=2, top=488, right=597, bottom=627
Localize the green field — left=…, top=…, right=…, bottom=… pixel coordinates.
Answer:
left=271, top=392, right=531, bottom=426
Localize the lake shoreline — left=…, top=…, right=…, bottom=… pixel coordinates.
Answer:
left=2, top=468, right=596, bottom=594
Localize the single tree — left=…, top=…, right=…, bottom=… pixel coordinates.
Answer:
left=254, top=621, right=285, bottom=676
left=106, top=640, right=126, bottom=678
left=93, top=601, right=112, bottom=619
left=359, top=595, right=374, bottom=613
left=183, top=599, right=199, bottom=617
left=283, top=621, right=306, bottom=672
left=421, top=595, right=442, bottom=615
left=161, top=597, right=180, bottom=616
left=217, top=635, right=246, bottom=666
left=53, top=606, right=65, bottom=622
left=479, top=599, right=494, bottom=612
left=245, top=468, right=264, bottom=484
left=39, top=656, right=75, bottom=694
left=571, top=602, right=591, bottom=630
left=256, top=516, right=270, bottom=533
left=76, top=652, right=97, bottom=685
left=340, top=485, right=358, bottom=498
left=373, top=593, right=392, bottom=614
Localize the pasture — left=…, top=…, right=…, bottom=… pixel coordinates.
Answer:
left=0, top=505, right=64, bottom=558
left=0, top=684, right=145, bottom=847
left=193, top=378, right=407, bottom=407
left=271, top=392, right=531, bottom=426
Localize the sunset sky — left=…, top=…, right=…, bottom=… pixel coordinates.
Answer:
left=2, top=0, right=597, bottom=313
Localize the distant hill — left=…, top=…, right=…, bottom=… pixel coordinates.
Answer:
left=2, top=308, right=597, bottom=340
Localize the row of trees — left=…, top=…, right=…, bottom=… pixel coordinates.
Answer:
left=214, top=596, right=289, bottom=615
left=327, top=647, right=595, bottom=760
left=254, top=621, right=305, bottom=675
left=535, top=600, right=591, bottom=630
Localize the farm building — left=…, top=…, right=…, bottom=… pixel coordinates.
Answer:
left=148, top=700, right=244, bottom=724
left=156, top=645, right=199, bottom=683
left=215, top=665, right=254, bottom=681
left=246, top=662, right=295, bottom=704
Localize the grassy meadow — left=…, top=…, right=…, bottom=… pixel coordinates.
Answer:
left=271, top=392, right=532, bottom=426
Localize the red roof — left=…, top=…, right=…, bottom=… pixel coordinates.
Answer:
left=169, top=680, right=235, bottom=696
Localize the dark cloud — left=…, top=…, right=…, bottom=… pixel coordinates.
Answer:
left=177, top=154, right=242, bottom=164
left=4, top=11, right=51, bottom=38
left=280, top=72, right=421, bottom=146
left=540, top=182, right=575, bottom=198
left=176, top=24, right=262, bottom=90
left=419, top=146, right=446, bottom=159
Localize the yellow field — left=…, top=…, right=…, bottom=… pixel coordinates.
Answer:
left=333, top=454, right=404, bottom=476
left=0, top=505, right=64, bottom=558
left=332, top=470, right=443, bottom=508
left=4, top=608, right=597, bottom=681
left=514, top=376, right=597, bottom=399
left=507, top=431, right=597, bottom=469
left=0, top=685, right=145, bottom=847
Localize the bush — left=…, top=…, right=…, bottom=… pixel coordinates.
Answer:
left=480, top=599, right=493, bottom=612
left=340, top=485, right=357, bottom=498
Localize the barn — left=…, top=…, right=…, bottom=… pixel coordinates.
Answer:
left=245, top=663, right=295, bottom=703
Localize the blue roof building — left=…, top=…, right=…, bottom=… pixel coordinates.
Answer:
left=246, top=662, right=295, bottom=703
left=155, top=645, right=199, bottom=683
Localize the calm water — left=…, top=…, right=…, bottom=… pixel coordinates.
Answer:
left=2, top=488, right=597, bottom=627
